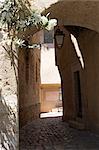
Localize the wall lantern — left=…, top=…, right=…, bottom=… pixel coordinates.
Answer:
left=54, top=28, right=65, bottom=49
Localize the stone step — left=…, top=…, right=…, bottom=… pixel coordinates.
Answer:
left=69, top=119, right=85, bottom=130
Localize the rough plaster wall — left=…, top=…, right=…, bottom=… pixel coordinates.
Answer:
left=19, top=48, right=40, bottom=127
left=19, top=32, right=41, bottom=127
left=77, top=29, right=99, bottom=131
left=28, top=1, right=99, bottom=37
left=56, top=26, right=99, bottom=131
left=0, top=46, right=18, bottom=149
left=42, top=0, right=99, bottom=33
left=55, top=27, right=76, bottom=121
left=30, top=0, right=58, bottom=12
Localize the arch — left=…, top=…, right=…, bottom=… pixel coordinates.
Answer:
left=54, top=24, right=99, bottom=130
left=42, top=0, right=99, bottom=33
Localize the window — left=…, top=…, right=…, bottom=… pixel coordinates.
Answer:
left=44, top=30, right=53, bottom=44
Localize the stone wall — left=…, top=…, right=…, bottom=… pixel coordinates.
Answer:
left=0, top=45, right=18, bottom=149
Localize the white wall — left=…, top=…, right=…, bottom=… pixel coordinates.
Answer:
left=41, top=45, right=61, bottom=84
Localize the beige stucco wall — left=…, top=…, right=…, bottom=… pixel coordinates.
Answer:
left=77, top=29, right=99, bottom=131
left=29, top=0, right=99, bottom=34
left=56, top=26, right=99, bottom=132
left=42, top=0, right=99, bottom=33
left=55, top=27, right=75, bottom=121
left=19, top=32, right=41, bottom=127
left=0, top=45, right=18, bottom=149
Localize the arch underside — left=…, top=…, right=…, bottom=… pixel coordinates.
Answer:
left=42, top=0, right=99, bottom=33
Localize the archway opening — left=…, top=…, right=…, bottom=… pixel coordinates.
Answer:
left=40, top=30, right=63, bottom=118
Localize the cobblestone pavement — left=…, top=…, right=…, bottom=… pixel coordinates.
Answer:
left=20, top=117, right=99, bottom=150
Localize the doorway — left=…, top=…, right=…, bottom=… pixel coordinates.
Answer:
left=74, top=71, right=82, bottom=118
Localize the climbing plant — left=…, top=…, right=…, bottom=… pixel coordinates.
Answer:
left=0, top=0, right=57, bottom=83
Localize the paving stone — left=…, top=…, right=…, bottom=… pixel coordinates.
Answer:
left=19, top=117, right=99, bottom=150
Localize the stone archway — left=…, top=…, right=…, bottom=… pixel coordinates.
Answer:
left=19, top=0, right=99, bottom=132
left=41, top=0, right=99, bottom=131
left=43, top=0, right=99, bottom=33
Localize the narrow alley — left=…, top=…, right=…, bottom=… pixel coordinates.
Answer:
left=20, top=117, right=99, bottom=150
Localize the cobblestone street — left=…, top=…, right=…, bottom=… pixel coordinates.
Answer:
left=20, top=117, right=99, bottom=150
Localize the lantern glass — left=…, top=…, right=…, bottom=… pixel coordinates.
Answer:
left=55, top=35, right=64, bottom=48
left=54, top=28, right=65, bottom=49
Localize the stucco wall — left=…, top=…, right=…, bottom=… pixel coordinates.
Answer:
left=26, top=1, right=99, bottom=39
left=42, top=0, right=99, bottom=33
left=41, top=46, right=61, bottom=84
left=77, top=29, right=99, bottom=131
left=55, top=27, right=76, bottom=121
left=19, top=32, right=41, bottom=127
left=56, top=26, right=99, bottom=132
